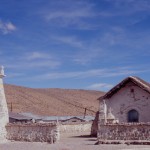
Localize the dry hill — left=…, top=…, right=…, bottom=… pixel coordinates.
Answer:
left=4, top=84, right=105, bottom=116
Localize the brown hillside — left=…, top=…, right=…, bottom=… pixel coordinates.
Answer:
left=4, top=84, right=105, bottom=116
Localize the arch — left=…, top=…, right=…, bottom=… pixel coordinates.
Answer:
left=128, top=109, right=139, bottom=122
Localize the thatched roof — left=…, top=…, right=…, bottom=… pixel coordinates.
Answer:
left=98, top=76, right=150, bottom=100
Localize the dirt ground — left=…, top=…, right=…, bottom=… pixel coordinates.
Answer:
left=1, top=132, right=150, bottom=150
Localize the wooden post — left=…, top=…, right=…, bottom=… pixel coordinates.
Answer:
left=84, top=108, right=87, bottom=119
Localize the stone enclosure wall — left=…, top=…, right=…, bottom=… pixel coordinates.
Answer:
left=6, top=123, right=59, bottom=143
left=59, top=123, right=92, bottom=133
left=98, top=123, right=150, bottom=141
left=6, top=122, right=91, bottom=143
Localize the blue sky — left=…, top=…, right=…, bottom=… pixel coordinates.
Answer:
left=0, top=0, right=150, bottom=91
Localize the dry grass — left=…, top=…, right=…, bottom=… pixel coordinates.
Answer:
left=4, top=84, right=105, bottom=116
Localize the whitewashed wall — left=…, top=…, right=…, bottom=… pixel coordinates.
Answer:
left=6, top=123, right=59, bottom=143
left=59, top=123, right=92, bottom=133
left=105, top=82, right=150, bottom=122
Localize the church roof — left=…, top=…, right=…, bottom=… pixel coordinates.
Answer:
left=98, top=76, right=150, bottom=100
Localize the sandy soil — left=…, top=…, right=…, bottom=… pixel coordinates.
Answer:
left=5, top=84, right=104, bottom=116
left=1, top=133, right=150, bottom=150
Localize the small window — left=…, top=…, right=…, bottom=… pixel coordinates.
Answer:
left=72, top=120, right=77, bottom=122
left=130, top=89, right=134, bottom=93
left=128, top=109, right=139, bottom=122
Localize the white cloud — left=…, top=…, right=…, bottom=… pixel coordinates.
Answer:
left=6, top=60, right=61, bottom=69
left=41, top=1, right=98, bottom=29
left=45, top=9, right=93, bottom=20
left=87, top=83, right=114, bottom=91
left=32, top=67, right=148, bottom=80
left=6, top=73, right=25, bottom=78
left=6, top=22, right=16, bottom=31
left=0, top=20, right=16, bottom=34
left=5, top=51, right=61, bottom=69
left=52, top=36, right=84, bottom=48
left=26, top=52, right=52, bottom=60
left=101, top=0, right=150, bottom=17
left=51, top=35, right=103, bottom=65
left=71, top=28, right=150, bottom=65
left=25, top=52, right=61, bottom=68
left=27, top=60, right=60, bottom=68
left=73, top=48, right=102, bottom=65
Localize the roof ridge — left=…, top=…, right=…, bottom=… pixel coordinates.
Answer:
left=130, top=76, right=150, bottom=89
left=98, top=76, right=150, bottom=100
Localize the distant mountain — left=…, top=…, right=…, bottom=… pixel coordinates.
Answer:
left=4, top=84, right=105, bottom=116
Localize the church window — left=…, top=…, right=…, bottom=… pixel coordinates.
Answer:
left=128, top=109, right=139, bottom=122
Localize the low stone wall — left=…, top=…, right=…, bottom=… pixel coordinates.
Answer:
left=59, top=123, right=92, bottom=133
left=98, top=123, right=150, bottom=143
left=6, top=123, right=59, bottom=143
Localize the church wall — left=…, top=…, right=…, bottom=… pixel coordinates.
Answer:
left=105, top=82, right=150, bottom=123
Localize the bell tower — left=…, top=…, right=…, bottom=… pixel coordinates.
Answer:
left=0, top=66, right=9, bottom=142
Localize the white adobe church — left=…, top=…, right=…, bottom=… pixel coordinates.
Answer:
left=98, top=76, right=150, bottom=124
left=90, top=77, right=150, bottom=142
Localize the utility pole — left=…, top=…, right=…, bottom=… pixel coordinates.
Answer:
left=83, top=106, right=95, bottom=119
left=83, top=108, right=87, bottom=119
left=7, top=102, right=18, bottom=112
left=10, top=102, right=12, bottom=112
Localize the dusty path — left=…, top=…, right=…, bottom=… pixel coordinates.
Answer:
left=1, top=133, right=150, bottom=150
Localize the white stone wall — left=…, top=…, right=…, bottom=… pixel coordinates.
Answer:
left=105, top=82, right=150, bottom=122
left=98, top=123, right=150, bottom=141
left=6, top=123, right=59, bottom=143
left=6, top=123, right=91, bottom=142
left=59, top=123, right=92, bottom=133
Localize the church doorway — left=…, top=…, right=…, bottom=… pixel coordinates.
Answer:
left=128, top=109, right=139, bottom=122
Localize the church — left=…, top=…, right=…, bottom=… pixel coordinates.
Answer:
left=98, top=76, right=150, bottom=123
left=90, top=76, right=150, bottom=143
